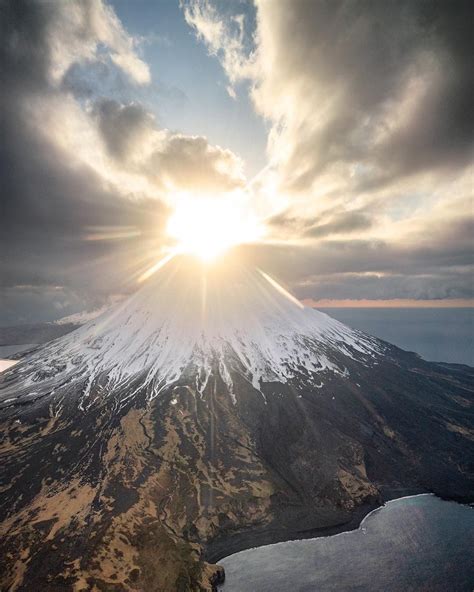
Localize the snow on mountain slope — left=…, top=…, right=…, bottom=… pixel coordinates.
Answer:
left=1, top=256, right=384, bottom=406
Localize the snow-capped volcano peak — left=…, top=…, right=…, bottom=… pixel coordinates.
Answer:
left=3, top=256, right=383, bottom=406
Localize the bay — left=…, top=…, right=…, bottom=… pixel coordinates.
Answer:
left=218, top=495, right=474, bottom=592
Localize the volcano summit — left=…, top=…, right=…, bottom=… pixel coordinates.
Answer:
left=1, top=256, right=473, bottom=591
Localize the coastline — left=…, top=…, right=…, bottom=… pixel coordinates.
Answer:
left=210, top=492, right=474, bottom=590
left=206, top=489, right=473, bottom=567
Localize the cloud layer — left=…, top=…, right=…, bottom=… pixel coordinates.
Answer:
left=1, top=0, right=473, bottom=323
left=0, top=0, right=246, bottom=322
left=184, top=0, right=474, bottom=303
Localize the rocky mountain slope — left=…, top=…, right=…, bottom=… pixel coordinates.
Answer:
left=1, top=256, right=473, bottom=591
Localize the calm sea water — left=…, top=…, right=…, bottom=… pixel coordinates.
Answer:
left=0, top=344, right=37, bottom=357
left=218, top=495, right=474, bottom=592
left=322, top=308, right=473, bottom=366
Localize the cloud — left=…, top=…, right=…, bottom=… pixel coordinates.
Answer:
left=304, top=211, right=374, bottom=239
left=94, top=99, right=245, bottom=192
left=1, top=0, right=149, bottom=90
left=0, top=0, right=247, bottom=323
left=268, top=208, right=374, bottom=239
left=185, top=0, right=473, bottom=302
left=46, top=0, right=151, bottom=85
left=146, top=134, right=245, bottom=192
left=94, top=99, right=156, bottom=161
left=185, top=0, right=473, bottom=195
left=249, top=0, right=474, bottom=192
left=249, top=211, right=474, bottom=299
left=183, top=0, right=255, bottom=89
left=0, top=1, right=162, bottom=301
left=1, top=0, right=472, bottom=322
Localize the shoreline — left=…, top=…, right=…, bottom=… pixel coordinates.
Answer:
left=212, top=493, right=474, bottom=591
left=206, top=489, right=474, bottom=567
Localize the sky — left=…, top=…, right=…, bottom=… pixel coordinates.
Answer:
left=0, top=0, right=473, bottom=324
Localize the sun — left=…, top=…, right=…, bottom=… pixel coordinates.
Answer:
left=167, top=195, right=263, bottom=262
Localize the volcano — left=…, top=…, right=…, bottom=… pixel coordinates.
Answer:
left=1, top=256, right=473, bottom=591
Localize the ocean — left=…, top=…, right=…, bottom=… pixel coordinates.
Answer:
left=321, top=307, right=473, bottom=366
left=218, top=495, right=474, bottom=591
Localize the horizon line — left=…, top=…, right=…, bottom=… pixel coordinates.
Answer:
left=303, top=298, right=474, bottom=309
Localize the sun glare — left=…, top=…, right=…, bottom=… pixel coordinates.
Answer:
left=167, top=195, right=263, bottom=262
